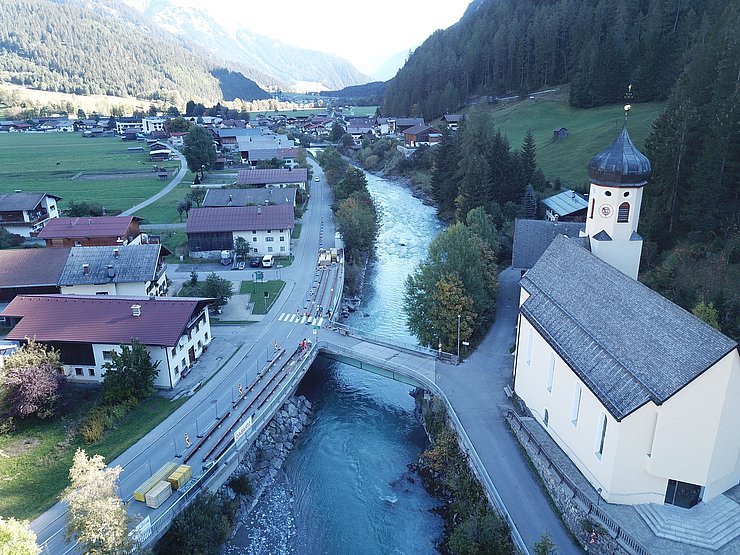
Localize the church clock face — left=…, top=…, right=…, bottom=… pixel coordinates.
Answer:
left=599, top=204, right=613, bottom=218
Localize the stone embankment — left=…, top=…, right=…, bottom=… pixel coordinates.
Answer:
left=220, top=395, right=312, bottom=532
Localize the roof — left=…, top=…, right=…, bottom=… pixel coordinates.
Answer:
left=511, top=219, right=586, bottom=270
left=588, top=126, right=651, bottom=187
left=404, top=125, right=439, bottom=136
left=0, top=192, right=61, bottom=212
left=203, top=188, right=296, bottom=207
left=395, top=118, right=425, bottom=127
left=37, top=216, right=139, bottom=240
left=520, top=236, right=737, bottom=421
left=540, top=190, right=589, bottom=216
left=235, top=168, right=307, bottom=186
left=443, top=114, right=463, bottom=122
left=2, top=295, right=211, bottom=347
left=59, top=245, right=161, bottom=286
left=186, top=205, right=294, bottom=234
left=0, top=248, right=70, bottom=288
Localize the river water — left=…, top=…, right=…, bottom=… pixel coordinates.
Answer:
left=227, top=173, right=444, bottom=554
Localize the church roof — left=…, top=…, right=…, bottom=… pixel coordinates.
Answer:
left=520, top=235, right=737, bottom=421
left=588, top=126, right=651, bottom=187
left=511, top=219, right=586, bottom=270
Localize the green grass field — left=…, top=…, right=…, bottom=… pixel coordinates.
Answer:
left=239, top=279, right=285, bottom=314
left=485, top=98, right=664, bottom=190
left=0, top=133, right=180, bottom=215
left=0, top=392, right=186, bottom=520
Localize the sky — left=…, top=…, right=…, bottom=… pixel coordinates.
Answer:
left=202, top=0, right=473, bottom=76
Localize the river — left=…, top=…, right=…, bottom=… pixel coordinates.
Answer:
left=226, top=173, right=443, bottom=554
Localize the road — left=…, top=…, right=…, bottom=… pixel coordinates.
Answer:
left=121, top=148, right=188, bottom=216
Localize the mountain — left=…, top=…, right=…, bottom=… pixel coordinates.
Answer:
left=370, top=50, right=410, bottom=82
left=382, top=0, right=714, bottom=120
left=0, top=0, right=269, bottom=104
left=323, top=82, right=387, bottom=107
left=121, top=0, right=372, bottom=92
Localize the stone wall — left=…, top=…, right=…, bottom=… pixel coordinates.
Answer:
left=507, top=414, right=628, bottom=555
left=220, top=395, right=312, bottom=530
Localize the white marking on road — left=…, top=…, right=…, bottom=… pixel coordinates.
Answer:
left=317, top=318, right=324, bottom=327
left=278, top=313, right=288, bottom=321
left=300, top=316, right=307, bottom=324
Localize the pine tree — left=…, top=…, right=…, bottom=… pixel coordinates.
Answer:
left=522, top=184, right=538, bottom=219
left=431, top=127, right=459, bottom=220
left=520, top=130, right=537, bottom=187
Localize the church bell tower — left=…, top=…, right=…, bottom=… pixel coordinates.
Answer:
left=583, top=104, right=652, bottom=280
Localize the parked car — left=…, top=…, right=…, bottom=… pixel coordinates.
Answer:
left=315, top=176, right=320, bottom=182
left=249, top=257, right=261, bottom=268
left=262, top=254, right=274, bottom=268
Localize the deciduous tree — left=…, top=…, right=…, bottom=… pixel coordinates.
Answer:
left=102, top=340, right=159, bottom=405
left=0, top=516, right=40, bottom=555
left=183, top=125, right=216, bottom=176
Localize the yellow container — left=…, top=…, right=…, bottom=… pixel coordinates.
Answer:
left=134, top=461, right=178, bottom=502
left=167, top=465, right=192, bottom=490
left=145, top=480, right=172, bottom=509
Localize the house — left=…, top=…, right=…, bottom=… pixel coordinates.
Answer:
left=38, top=216, right=142, bottom=247
left=169, top=132, right=187, bottom=148
left=511, top=219, right=585, bottom=272
left=186, top=205, right=294, bottom=258
left=142, top=117, right=166, bottom=134
left=376, top=117, right=394, bottom=135
left=442, top=114, right=464, bottom=130
left=0, top=248, right=69, bottom=302
left=203, top=188, right=297, bottom=208
left=512, top=125, right=740, bottom=508
left=243, top=148, right=298, bottom=168
left=115, top=117, right=143, bottom=135
left=403, top=125, right=442, bottom=147
left=553, top=127, right=569, bottom=139
left=235, top=168, right=308, bottom=189
left=540, top=190, right=589, bottom=222
left=58, top=244, right=168, bottom=297
left=394, top=118, right=425, bottom=134
left=0, top=192, right=62, bottom=237
left=1, top=295, right=213, bottom=389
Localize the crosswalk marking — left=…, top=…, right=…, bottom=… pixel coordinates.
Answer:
left=278, top=313, right=329, bottom=327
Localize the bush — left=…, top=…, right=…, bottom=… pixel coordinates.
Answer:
left=158, top=493, right=232, bottom=555
left=78, top=400, right=137, bottom=444
left=226, top=473, right=253, bottom=496
left=79, top=415, right=105, bottom=444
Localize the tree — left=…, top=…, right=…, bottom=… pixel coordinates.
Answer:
left=335, top=191, right=380, bottom=264
left=158, top=493, right=233, bottom=555
left=429, top=275, right=475, bottom=353
left=76, top=108, right=86, bottom=120
left=0, top=516, right=40, bottom=555
left=201, top=273, right=234, bottom=311
left=164, top=116, right=191, bottom=134
left=520, top=130, right=537, bottom=186
left=234, top=237, right=250, bottom=262
left=431, top=127, right=459, bottom=221
left=340, top=133, right=354, bottom=149
left=330, top=122, right=345, bottom=142
left=693, top=301, right=721, bottom=330
left=102, top=339, right=160, bottom=405
left=521, top=183, right=538, bottom=219
left=465, top=207, right=500, bottom=258
left=534, top=532, right=557, bottom=555
left=183, top=125, right=216, bottom=177
left=0, top=228, right=24, bottom=250
left=186, top=187, right=206, bottom=208
left=66, top=200, right=105, bottom=217
left=63, top=449, right=131, bottom=555
left=176, top=198, right=193, bottom=222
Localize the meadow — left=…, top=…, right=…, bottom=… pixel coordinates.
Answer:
left=0, top=132, right=179, bottom=215
left=484, top=96, right=665, bottom=190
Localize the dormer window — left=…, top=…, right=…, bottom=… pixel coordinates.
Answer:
left=617, top=202, right=630, bottom=223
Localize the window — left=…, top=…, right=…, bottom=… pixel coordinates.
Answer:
left=174, top=366, right=179, bottom=375
left=595, top=413, right=608, bottom=459
left=102, top=350, right=112, bottom=360
left=279, top=236, right=285, bottom=241
left=267, top=229, right=272, bottom=233
left=664, top=480, right=703, bottom=508
left=181, top=358, right=186, bottom=369
left=617, top=202, right=630, bottom=223
left=75, top=367, right=83, bottom=376
left=526, top=328, right=533, bottom=366
left=546, top=353, right=555, bottom=392
left=252, top=236, right=257, bottom=242
left=96, top=291, right=109, bottom=296
left=197, top=340, right=202, bottom=349
left=280, top=246, right=286, bottom=252
left=205, top=332, right=209, bottom=341
left=268, top=246, right=273, bottom=252
left=89, top=368, right=95, bottom=377
left=604, top=190, right=612, bottom=197
left=279, top=229, right=284, bottom=233
left=171, top=348, right=176, bottom=357
left=74, top=241, right=82, bottom=247
left=266, top=236, right=274, bottom=242
left=543, top=409, right=549, bottom=427
left=570, top=383, right=582, bottom=426
left=589, top=199, right=595, bottom=219
left=252, top=248, right=258, bottom=253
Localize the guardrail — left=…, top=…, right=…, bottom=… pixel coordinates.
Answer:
left=507, top=411, right=650, bottom=555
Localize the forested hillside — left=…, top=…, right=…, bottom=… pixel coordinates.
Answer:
left=0, top=0, right=265, bottom=105
left=383, top=0, right=718, bottom=120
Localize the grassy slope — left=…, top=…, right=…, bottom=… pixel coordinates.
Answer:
left=482, top=97, right=665, bottom=191
left=0, top=133, right=179, bottom=214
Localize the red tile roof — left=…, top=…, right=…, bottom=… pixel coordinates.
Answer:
left=2, top=295, right=210, bottom=347
left=186, top=205, right=294, bottom=234
left=37, top=216, right=139, bottom=240
left=0, top=248, right=70, bottom=287
left=236, top=168, right=307, bottom=186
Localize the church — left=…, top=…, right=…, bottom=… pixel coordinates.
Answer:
left=512, top=119, right=740, bottom=509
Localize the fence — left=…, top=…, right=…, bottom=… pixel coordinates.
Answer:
left=507, top=411, right=650, bottom=555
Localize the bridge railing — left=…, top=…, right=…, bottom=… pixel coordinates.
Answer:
left=330, top=322, right=459, bottom=365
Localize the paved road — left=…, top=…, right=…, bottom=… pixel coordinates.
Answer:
left=121, top=149, right=188, bottom=216
left=437, top=267, right=581, bottom=554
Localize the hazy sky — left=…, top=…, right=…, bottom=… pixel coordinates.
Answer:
left=206, top=0, right=472, bottom=75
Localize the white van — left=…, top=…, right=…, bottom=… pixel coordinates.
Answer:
left=262, top=254, right=274, bottom=268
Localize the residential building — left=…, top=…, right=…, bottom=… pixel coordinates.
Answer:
left=553, top=127, right=569, bottom=139
left=0, top=248, right=68, bottom=302
left=38, top=216, right=142, bottom=247
left=541, top=190, right=589, bottom=222
left=1, top=295, right=213, bottom=389
left=394, top=118, right=425, bottom=134
left=203, top=188, right=297, bottom=208
left=442, top=114, right=464, bottom=130
left=243, top=148, right=298, bottom=168
left=403, top=125, right=442, bottom=147
left=115, top=117, right=143, bottom=135
left=512, top=124, right=740, bottom=508
left=186, top=205, right=294, bottom=258
left=142, top=117, right=166, bottom=134
left=235, top=168, right=307, bottom=189
left=0, top=192, right=62, bottom=237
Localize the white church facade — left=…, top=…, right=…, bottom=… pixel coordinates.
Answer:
left=513, top=123, right=740, bottom=509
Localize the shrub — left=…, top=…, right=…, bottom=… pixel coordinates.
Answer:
left=79, top=415, right=105, bottom=444
left=226, top=473, right=253, bottom=496
left=158, top=493, right=232, bottom=555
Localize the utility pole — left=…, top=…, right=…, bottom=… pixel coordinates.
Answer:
left=457, top=314, right=461, bottom=358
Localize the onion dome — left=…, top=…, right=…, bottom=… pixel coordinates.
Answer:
left=588, top=126, right=651, bottom=187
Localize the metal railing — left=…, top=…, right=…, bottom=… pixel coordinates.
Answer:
left=507, top=411, right=650, bottom=555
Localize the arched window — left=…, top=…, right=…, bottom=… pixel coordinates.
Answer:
left=543, top=409, right=549, bottom=427
left=617, top=202, right=630, bottom=223
left=589, top=199, right=595, bottom=219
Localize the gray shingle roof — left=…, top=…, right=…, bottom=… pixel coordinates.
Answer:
left=520, top=235, right=737, bottom=420
left=0, top=248, right=70, bottom=287
left=0, top=192, right=61, bottom=211
left=59, top=245, right=161, bottom=286
left=540, top=190, right=588, bottom=217
left=511, top=219, right=585, bottom=270
left=203, top=188, right=296, bottom=207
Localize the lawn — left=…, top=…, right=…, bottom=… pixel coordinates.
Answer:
left=239, top=279, right=285, bottom=314
left=291, top=223, right=302, bottom=239
left=484, top=97, right=665, bottom=191
left=0, top=390, right=186, bottom=520
left=0, top=133, right=180, bottom=214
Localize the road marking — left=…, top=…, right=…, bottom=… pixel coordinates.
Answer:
left=317, top=317, right=324, bottom=327
left=300, top=316, right=307, bottom=324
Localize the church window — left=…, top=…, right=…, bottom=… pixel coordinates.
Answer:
left=546, top=353, right=555, bottom=392
left=604, top=190, right=612, bottom=197
left=543, top=409, right=549, bottom=427
left=595, top=412, right=608, bottom=459
left=570, top=383, right=581, bottom=426
left=623, top=191, right=630, bottom=197
left=589, top=199, right=595, bottom=219
left=617, top=202, right=630, bottom=223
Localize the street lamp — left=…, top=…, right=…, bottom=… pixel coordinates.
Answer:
left=457, top=314, right=461, bottom=358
